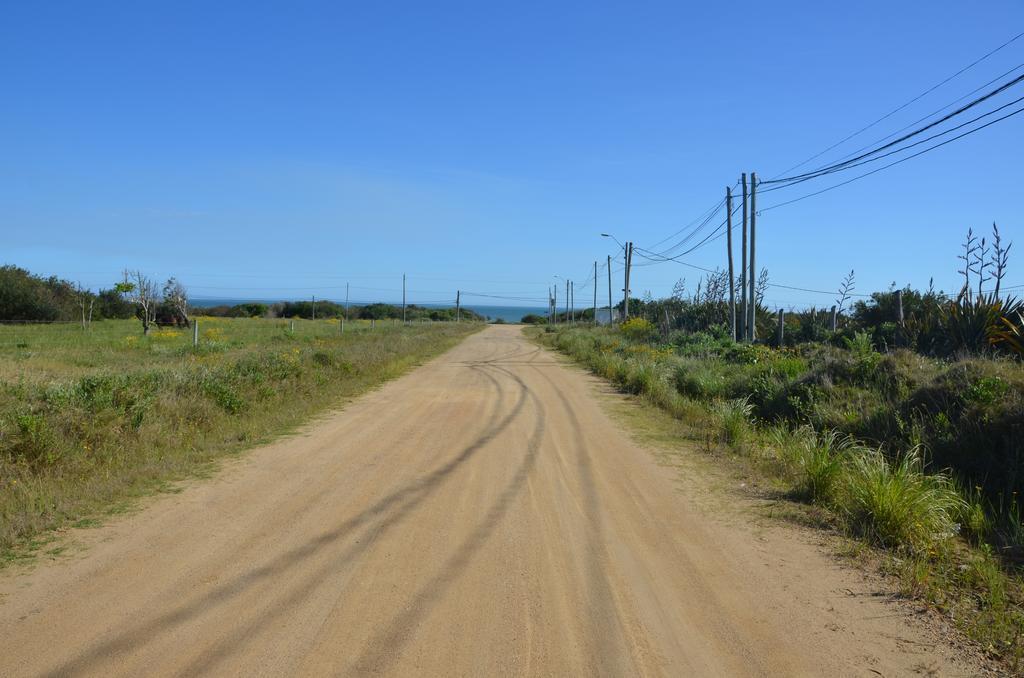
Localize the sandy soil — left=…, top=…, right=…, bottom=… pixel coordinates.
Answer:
left=0, top=325, right=986, bottom=676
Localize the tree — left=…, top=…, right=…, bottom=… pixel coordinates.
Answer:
left=117, top=270, right=159, bottom=335
left=162, top=277, right=190, bottom=327
left=75, top=283, right=95, bottom=330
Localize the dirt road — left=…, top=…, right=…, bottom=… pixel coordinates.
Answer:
left=0, top=325, right=980, bottom=676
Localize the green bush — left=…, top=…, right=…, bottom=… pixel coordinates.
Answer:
left=716, top=397, right=753, bottom=449
left=789, top=428, right=855, bottom=504
left=841, top=447, right=965, bottom=551
left=621, top=318, right=657, bottom=343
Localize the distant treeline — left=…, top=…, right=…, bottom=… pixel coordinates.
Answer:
left=194, top=301, right=484, bottom=322
left=0, top=265, right=134, bottom=322
left=0, top=265, right=482, bottom=324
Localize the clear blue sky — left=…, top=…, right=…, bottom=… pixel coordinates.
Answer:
left=2, top=1, right=1022, bottom=308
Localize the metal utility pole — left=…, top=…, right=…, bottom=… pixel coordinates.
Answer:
left=606, top=254, right=613, bottom=324
left=456, top=290, right=461, bottom=322
left=726, top=186, right=736, bottom=341
left=592, top=261, right=598, bottom=324
left=623, top=242, right=633, bottom=320
left=402, top=274, right=407, bottom=324
left=748, top=172, right=757, bottom=341
left=740, top=173, right=748, bottom=341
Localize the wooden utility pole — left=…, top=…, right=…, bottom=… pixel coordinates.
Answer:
left=565, top=279, right=569, bottom=322
left=402, top=274, right=407, bottom=324
left=726, top=186, right=736, bottom=341
left=554, top=284, right=558, bottom=323
left=624, top=242, right=633, bottom=320
left=607, top=254, right=613, bottom=324
left=593, top=261, right=598, bottom=324
left=345, top=283, right=350, bottom=327
left=456, top=290, right=461, bottom=322
left=748, top=173, right=757, bottom=341
left=570, top=280, right=575, bottom=324
left=740, top=174, right=748, bottom=341
left=830, top=305, right=838, bottom=332
left=777, top=309, right=785, bottom=346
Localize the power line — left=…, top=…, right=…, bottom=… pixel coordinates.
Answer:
left=760, top=102, right=1024, bottom=212
left=771, top=30, right=1024, bottom=178
left=759, top=91, right=1024, bottom=194
left=763, top=70, right=1024, bottom=187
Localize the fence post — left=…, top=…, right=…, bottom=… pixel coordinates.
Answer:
left=830, top=305, right=837, bottom=332
left=340, top=316, right=345, bottom=334
left=193, top=319, right=199, bottom=348
left=290, top=319, right=294, bottom=333
left=777, top=309, right=785, bottom=346
left=896, top=289, right=904, bottom=326
left=371, top=318, right=375, bottom=330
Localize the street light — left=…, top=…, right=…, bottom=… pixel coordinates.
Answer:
left=600, top=233, right=626, bottom=251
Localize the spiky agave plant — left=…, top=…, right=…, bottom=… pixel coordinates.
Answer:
left=992, top=309, right=1024, bottom=356
left=938, top=293, right=1023, bottom=355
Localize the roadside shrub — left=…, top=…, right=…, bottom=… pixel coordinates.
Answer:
left=624, top=359, right=660, bottom=396
left=841, top=447, right=965, bottom=551
left=9, top=413, right=58, bottom=465
left=716, top=397, right=753, bottom=449
left=673, top=360, right=729, bottom=400
left=789, top=428, right=856, bottom=505
left=621, top=317, right=657, bottom=343
left=203, top=378, right=245, bottom=414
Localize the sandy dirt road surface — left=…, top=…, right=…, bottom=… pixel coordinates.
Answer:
left=0, top=325, right=982, bottom=676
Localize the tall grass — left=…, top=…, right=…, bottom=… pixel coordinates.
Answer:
left=839, top=447, right=965, bottom=550
left=788, top=428, right=857, bottom=505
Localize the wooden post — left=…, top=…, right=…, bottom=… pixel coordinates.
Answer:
left=371, top=318, right=375, bottom=330
left=726, top=186, right=736, bottom=341
left=290, top=319, right=294, bottom=333
left=748, top=173, right=757, bottom=341
left=456, top=290, right=461, bottom=322
left=193, top=319, right=199, bottom=347
left=896, top=289, right=905, bottom=347
left=830, top=305, right=837, bottom=332
left=340, top=316, right=344, bottom=333
left=740, top=173, right=748, bottom=341
left=777, top=309, right=785, bottom=346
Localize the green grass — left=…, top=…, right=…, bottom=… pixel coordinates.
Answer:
left=0, top=317, right=480, bottom=561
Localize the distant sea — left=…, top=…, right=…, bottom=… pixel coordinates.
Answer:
left=191, top=298, right=546, bottom=324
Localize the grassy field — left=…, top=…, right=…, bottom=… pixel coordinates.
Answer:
left=0, top=317, right=480, bottom=563
left=533, top=322, right=1024, bottom=669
